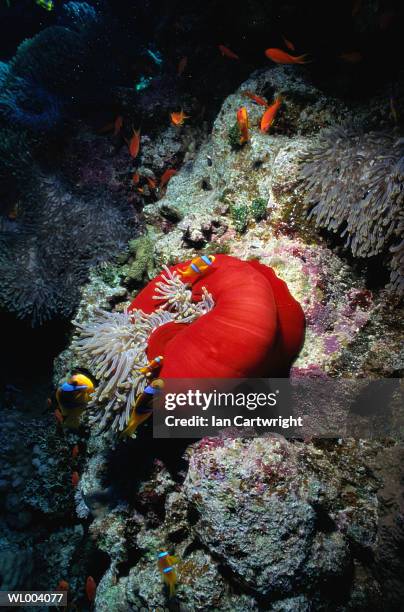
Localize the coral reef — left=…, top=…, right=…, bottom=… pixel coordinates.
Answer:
left=299, top=125, right=404, bottom=294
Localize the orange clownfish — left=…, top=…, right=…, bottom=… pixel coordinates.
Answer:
left=260, top=96, right=282, bottom=133
left=178, top=255, right=215, bottom=279
left=177, top=56, right=188, bottom=76
left=236, top=107, right=249, bottom=144
left=170, top=110, right=189, bottom=126
left=218, top=44, right=239, bottom=60
left=56, top=373, right=94, bottom=429
left=139, top=356, right=164, bottom=376
left=265, top=48, right=309, bottom=64
left=127, top=128, right=141, bottom=158
left=157, top=551, right=179, bottom=599
left=85, top=576, right=97, bottom=602
left=242, top=91, right=268, bottom=106
left=120, top=379, right=164, bottom=438
left=160, top=168, right=177, bottom=187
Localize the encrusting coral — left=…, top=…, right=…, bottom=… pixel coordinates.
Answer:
left=299, top=125, right=404, bottom=294
left=72, top=255, right=305, bottom=433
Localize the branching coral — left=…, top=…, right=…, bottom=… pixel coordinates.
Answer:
left=299, top=125, right=404, bottom=293
left=72, top=266, right=214, bottom=432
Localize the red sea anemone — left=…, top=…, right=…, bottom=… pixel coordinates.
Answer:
left=129, top=254, right=305, bottom=378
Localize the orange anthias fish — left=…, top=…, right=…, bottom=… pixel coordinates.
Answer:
left=339, top=51, right=362, bottom=63
left=160, top=168, right=177, bottom=187
left=260, top=96, right=282, bottom=133
left=113, top=115, right=123, bottom=136
left=128, top=128, right=141, bottom=158
left=147, top=177, right=157, bottom=190
left=265, top=48, right=309, bottom=64
left=85, top=576, right=97, bottom=602
left=72, top=444, right=79, bottom=459
left=236, top=107, right=249, bottom=144
left=71, top=471, right=80, bottom=487
left=177, top=56, right=188, bottom=76
left=170, top=110, right=189, bottom=126
left=282, top=35, right=295, bottom=51
left=157, top=551, right=179, bottom=599
left=218, top=44, right=239, bottom=60
left=58, top=580, right=69, bottom=591
left=132, top=172, right=140, bottom=185
left=242, top=91, right=268, bottom=106
left=178, top=255, right=215, bottom=279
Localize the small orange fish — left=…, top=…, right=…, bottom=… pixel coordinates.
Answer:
left=160, top=168, right=177, bottom=187
left=137, top=187, right=145, bottom=194
left=147, top=177, right=157, bottom=189
left=339, top=51, right=362, bottom=63
left=236, top=107, right=249, bottom=144
left=242, top=91, right=268, bottom=106
left=157, top=552, right=179, bottom=599
left=57, top=580, right=69, bottom=591
left=138, top=356, right=163, bottom=376
left=71, top=471, right=80, bottom=487
left=128, top=128, right=141, bottom=158
left=265, top=48, right=309, bottom=64
left=113, top=115, right=123, bottom=136
left=170, top=110, right=189, bottom=126
left=177, top=56, right=188, bottom=76
left=178, top=255, right=215, bottom=279
left=260, top=96, right=282, bottom=133
left=85, top=576, right=97, bottom=602
left=54, top=408, right=63, bottom=425
left=72, top=445, right=79, bottom=459
left=218, top=44, right=239, bottom=60
left=132, top=172, right=140, bottom=185
left=282, top=35, right=295, bottom=51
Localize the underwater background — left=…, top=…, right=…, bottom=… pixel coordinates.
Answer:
left=0, top=0, right=403, bottom=610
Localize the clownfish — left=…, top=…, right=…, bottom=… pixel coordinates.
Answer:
left=178, top=255, right=215, bottom=279
left=55, top=373, right=94, bottom=429
left=120, top=379, right=164, bottom=438
left=138, top=356, right=163, bottom=376
left=157, top=551, right=179, bottom=599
